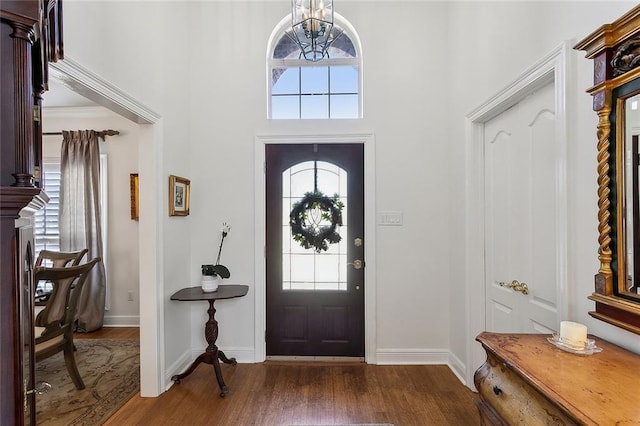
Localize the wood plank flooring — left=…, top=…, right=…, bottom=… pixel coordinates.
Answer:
left=74, top=326, right=139, bottom=340
left=91, top=328, right=480, bottom=425
left=106, top=360, right=480, bottom=425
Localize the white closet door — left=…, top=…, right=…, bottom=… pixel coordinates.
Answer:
left=484, top=82, right=559, bottom=334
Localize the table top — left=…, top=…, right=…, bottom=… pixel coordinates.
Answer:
left=476, top=332, right=640, bottom=425
left=170, top=284, right=249, bottom=302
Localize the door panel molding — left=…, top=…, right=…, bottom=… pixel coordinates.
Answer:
left=465, top=41, right=570, bottom=389
left=254, top=134, right=376, bottom=363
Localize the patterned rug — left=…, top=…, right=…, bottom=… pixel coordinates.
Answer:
left=35, top=338, right=140, bottom=425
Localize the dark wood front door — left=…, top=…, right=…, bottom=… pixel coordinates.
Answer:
left=266, top=143, right=364, bottom=358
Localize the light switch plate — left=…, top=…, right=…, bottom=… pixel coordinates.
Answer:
left=379, top=211, right=403, bottom=226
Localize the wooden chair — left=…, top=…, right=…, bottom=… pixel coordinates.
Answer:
left=34, top=249, right=88, bottom=303
left=34, top=257, right=101, bottom=390
left=35, top=248, right=88, bottom=268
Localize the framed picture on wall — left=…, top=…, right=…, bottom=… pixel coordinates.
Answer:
left=130, top=173, right=139, bottom=220
left=169, top=174, right=190, bottom=217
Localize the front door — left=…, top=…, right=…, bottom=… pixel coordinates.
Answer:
left=484, top=82, right=560, bottom=333
left=265, top=143, right=364, bottom=358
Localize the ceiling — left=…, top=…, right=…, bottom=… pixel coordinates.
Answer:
left=42, top=78, right=97, bottom=108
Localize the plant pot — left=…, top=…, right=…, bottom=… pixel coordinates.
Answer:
left=201, top=275, right=219, bottom=292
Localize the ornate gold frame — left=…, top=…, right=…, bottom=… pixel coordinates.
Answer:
left=130, top=173, right=139, bottom=221
left=168, top=175, right=190, bottom=217
left=575, top=5, right=640, bottom=334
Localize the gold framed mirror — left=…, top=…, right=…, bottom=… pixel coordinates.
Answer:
left=575, top=5, right=640, bottom=334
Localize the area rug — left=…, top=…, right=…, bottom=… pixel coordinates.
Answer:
left=35, top=338, right=140, bottom=425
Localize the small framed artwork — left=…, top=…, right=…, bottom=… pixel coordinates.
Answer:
left=130, top=173, right=139, bottom=221
left=169, top=175, right=190, bottom=217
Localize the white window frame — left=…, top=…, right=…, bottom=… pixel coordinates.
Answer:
left=267, top=14, right=363, bottom=120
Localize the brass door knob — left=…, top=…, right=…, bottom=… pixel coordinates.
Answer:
left=497, top=280, right=529, bottom=295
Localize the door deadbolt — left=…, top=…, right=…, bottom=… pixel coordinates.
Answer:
left=354, top=238, right=363, bottom=247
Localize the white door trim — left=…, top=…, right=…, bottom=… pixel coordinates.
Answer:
left=50, top=56, right=165, bottom=396
left=254, top=134, right=377, bottom=363
left=464, top=42, right=571, bottom=388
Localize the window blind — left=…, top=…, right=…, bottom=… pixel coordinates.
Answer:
left=35, top=161, right=61, bottom=260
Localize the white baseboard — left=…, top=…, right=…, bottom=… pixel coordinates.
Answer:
left=164, top=349, right=193, bottom=392
left=103, top=315, right=140, bottom=327
left=162, top=346, right=472, bottom=393
left=192, top=346, right=256, bottom=364
left=447, top=352, right=468, bottom=387
left=376, top=348, right=471, bottom=388
left=162, top=346, right=256, bottom=392
left=375, top=348, right=450, bottom=365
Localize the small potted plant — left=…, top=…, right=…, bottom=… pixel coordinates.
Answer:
left=201, top=223, right=231, bottom=292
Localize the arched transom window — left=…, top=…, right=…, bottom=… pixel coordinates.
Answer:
left=268, top=15, right=362, bottom=119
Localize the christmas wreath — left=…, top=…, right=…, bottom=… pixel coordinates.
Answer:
left=290, top=191, right=344, bottom=252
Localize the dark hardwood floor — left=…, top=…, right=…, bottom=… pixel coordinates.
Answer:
left=74, top=326, right=139, bottom=340
left=88, top=328, right=480, bottom=425
left=105, top=356, right=480, bottom=425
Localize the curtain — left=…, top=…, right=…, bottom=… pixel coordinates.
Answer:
left=59, top=130, right=106, bottom=332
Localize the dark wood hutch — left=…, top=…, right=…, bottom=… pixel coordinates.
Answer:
left=1, top=1, right=62, bottom=424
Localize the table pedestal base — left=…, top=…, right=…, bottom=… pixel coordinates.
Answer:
left=171, top=299, right=237, bottom=397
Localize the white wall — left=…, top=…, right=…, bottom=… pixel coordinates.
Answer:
left=187, top=0, right=452, bottom=361
left=41, top=107, right=141, bottom=326
left=58, top=0, right=640, bottom=394
left=447, top=0, right=640, bottom=377
left=62, top=1, right=193, bottom=393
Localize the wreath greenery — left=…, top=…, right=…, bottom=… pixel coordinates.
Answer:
left=290, top=191, right=344, bottom=252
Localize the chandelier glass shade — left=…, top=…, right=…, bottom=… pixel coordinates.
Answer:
left=290, top=0, right=343, bottom=61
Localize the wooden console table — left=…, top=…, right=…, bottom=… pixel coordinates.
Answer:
left=474, top=332, right=640, bottom=425
left=170, top=285, right=248, bottom=397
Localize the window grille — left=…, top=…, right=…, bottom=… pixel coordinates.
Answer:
left=268, top=20, right=361, bottom=119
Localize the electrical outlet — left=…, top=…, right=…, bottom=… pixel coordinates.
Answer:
left=128, top=291, right=133, bottom=301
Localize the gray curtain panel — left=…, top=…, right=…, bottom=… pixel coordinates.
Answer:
left=59, top=130, right=106, bottom=332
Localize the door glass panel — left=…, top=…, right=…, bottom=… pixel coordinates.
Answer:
left=282, top=160, right=348, bottom=291
left=22, top=240, right=35, bottom=422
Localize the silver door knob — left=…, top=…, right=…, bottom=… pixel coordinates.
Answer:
left=348, top=260, right=364, bottom=270
left=26, top=381, right=51, bottom=396
left=24, top=381, right=51, bottom=410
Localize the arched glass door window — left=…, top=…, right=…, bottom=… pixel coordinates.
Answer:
left=282, top=161, right=348, bottom=290
left=268, top=16, right=362, bottom=119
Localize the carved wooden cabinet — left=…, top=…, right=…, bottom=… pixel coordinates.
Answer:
left=0, top=1, right=62, bottom=424
left=474, top=332, right=640, bottom=425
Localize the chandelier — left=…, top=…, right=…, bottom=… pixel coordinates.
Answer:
left=290, top=0, right=342, bottom=61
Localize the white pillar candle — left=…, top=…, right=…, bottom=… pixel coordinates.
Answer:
left=560, top=321, right=587, bottom=347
